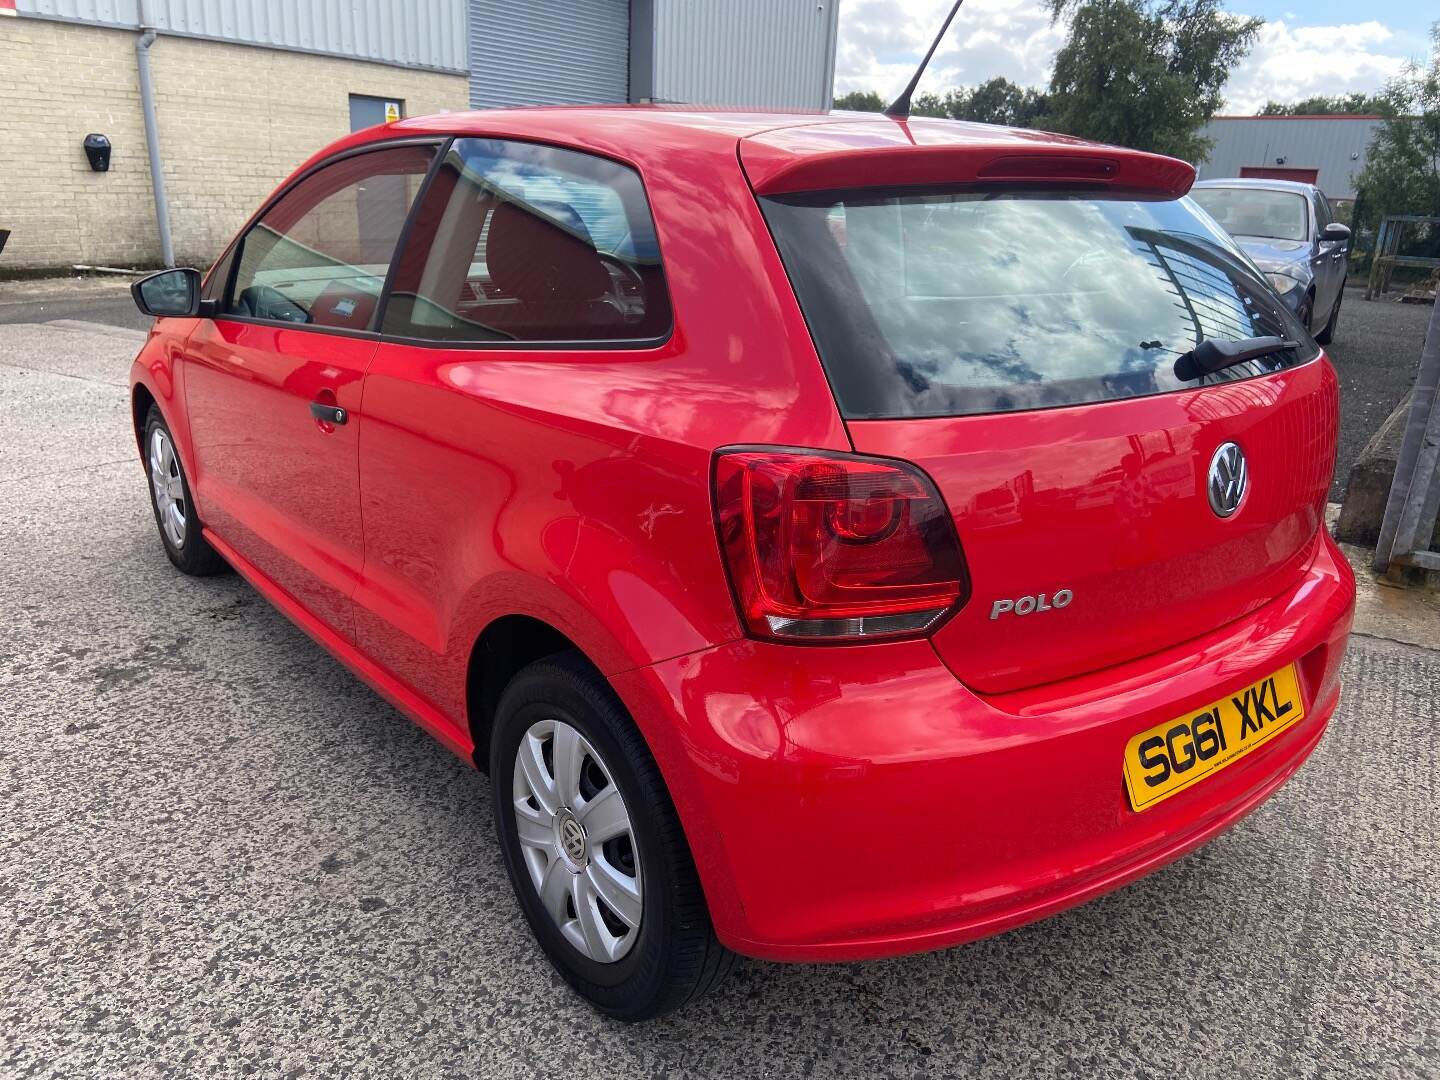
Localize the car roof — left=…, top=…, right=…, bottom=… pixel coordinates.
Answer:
left=359, top=105, right=1174, bottom=169
left=336, top=106, right=1192, bottom=198
left=382, top=106, right=1111, bottom=159
left=1192, top=178, right=1318, bottom=195
left=292, top=106, right=1194, bottom=201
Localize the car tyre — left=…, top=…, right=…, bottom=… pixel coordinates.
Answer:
left=143, top=405, right=228, bottom=577
left=491, top=651, right=736, bottom=1021
left=1315, top=282, right=1343, bottom=345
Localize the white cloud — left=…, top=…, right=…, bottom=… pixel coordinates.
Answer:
left=834, top=0, right=1066, bottom=101
left=1220, top=20, right=1408, bottom=113
left=834, top=3, right=1410, bottom=114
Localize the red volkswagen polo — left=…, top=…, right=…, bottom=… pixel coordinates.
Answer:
left=129, top=108, right=1354, bottom=1020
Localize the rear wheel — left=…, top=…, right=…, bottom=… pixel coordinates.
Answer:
left=1315, top=282, right=1344, bottom=345
left=143, top=406, right=228, bottom=576
left=491, top=652, right=735, bottom=1020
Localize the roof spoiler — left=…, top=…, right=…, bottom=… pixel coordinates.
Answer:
left=741, top=124, right=1196, bottom=199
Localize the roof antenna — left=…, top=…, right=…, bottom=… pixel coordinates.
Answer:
left=885, top=0, right=965, bottom=119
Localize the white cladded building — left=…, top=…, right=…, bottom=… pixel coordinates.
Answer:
left=1194, top=114, right=1385, bottom=207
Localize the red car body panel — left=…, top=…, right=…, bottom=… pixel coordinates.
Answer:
left=128, top=107, right=1355, bottom=963
left=855, top=361, right=1340, bottom=693
left=612, top=533, right=1353, bottom=959
left=184, top=320, right=374, bottom=640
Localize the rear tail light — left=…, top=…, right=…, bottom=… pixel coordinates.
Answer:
left=713, top=448, right=969, bottom=642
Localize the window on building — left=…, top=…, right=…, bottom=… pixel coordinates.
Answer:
left=381, top=138, right=671, bottom=344
left=225, top=145, right=435, bottom=331
left=349, top=95, right=405, bottom=132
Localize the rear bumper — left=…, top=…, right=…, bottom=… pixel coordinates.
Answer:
left=612, top=531, right=1355, bottom=962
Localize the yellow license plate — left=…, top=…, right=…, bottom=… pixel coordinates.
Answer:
left=1123, top=664, right=1306, bottom=812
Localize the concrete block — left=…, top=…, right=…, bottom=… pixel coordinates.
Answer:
left=1337, top=388, right=1440, bottom=551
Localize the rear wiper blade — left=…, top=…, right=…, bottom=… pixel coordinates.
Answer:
left=1174, top=335, right=1298, bottom=382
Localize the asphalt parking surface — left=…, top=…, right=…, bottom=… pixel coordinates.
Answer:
left=2, top=318, right=1438, bottom=1078
left=0, top=278, right=150, bottom=332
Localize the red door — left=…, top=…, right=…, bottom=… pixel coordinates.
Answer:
left=183, top=144, right=434, bottom=639
left=1239, top=166, right=1319, bottom=184
left=185, top=323, right=375, bottom=637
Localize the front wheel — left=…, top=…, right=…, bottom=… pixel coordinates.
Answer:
left=491, top=652, right=735, bottom=1021
left=143, top=406, right=228, bottom=576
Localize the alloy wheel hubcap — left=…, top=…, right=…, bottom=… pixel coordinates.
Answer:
left=512, top=718, right=643, bottom=963
left=148, top=428, right=186, bottom=548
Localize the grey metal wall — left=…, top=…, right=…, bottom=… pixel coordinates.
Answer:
left=642, top=0, right=838, bottom=109
left=468, top=0, right=628, bottom=108
left=16, top=0, right=467, bottom=73
left=1194, top=116, right=1383, bottom=200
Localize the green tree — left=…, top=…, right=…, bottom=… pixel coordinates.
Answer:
left=835, top=79, right=1050, bottom=127
left=1043, top=0, right=1261, bottom=159
left=1355, top=24, right=1440, bottom=229
left=833, top=90, right=886, bottom=112
left=1258, top=92, right=1390, bottom=116
left=951, top=77, right=1051, bottom=126
left=910, top=90, right=952, bottom=118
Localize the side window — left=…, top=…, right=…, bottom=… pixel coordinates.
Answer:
left=225, top=144, right=435, bottom=331
left=382, top=138, right=671, bottom=344
left=1314, top=192, right=1332, bottom=231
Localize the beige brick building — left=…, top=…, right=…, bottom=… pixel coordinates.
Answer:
left=0, top=14, right=466, bottom=273
left=0, top=1, right=841, bottom=275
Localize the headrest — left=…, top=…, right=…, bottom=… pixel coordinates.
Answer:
left=485, top=200, right=610, bottom=302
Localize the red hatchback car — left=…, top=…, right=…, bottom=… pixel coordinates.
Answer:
left=129, top=108, right=1355, bottom=1019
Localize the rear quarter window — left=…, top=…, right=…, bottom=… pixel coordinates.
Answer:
left=381, top=138, right=671, bottom=345
left=761, top=190, right=1318, bottom=419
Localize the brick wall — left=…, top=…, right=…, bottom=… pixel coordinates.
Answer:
left=0, top=18, right=467, bottom=272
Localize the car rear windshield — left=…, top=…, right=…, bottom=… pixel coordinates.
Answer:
left=1189, top=187, right=1309, bottom=242
left=760, top=189, right=1318, bottom=419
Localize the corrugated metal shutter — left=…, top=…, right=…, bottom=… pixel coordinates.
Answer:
left=468, top=0, right=628, bottom=108
left=16, top=0, right=467, bottom=73
left=651, top=0, right=837, bottom=110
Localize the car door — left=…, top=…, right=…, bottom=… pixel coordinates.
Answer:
left=1314, top=190, right=1347, bottom=314
left=1309, top=190, right=1341, bottom=318
left=183, top=142, right=437, bottom=640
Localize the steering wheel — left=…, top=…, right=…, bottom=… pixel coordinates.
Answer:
left=237, top=284, right=310, bottom=324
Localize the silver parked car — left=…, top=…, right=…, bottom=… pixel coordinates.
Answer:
left=1190, top=178, right=1350, bottom=344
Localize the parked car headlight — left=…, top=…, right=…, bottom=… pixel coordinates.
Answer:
left=1265, top=271, right=1303, bottom=297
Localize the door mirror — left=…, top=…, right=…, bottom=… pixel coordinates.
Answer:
left=1321, top=222, right=1351, bottom=246
left=131, top=267, right=202, bottom=317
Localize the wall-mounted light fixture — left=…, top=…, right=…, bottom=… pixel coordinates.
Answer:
left=83, top=133, right=112, bottom=172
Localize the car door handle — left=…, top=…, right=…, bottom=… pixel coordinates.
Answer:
left=309, top=401, right=348, bottom=425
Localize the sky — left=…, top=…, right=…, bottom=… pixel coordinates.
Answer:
left=833, top=1, right=1434, bottom=114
